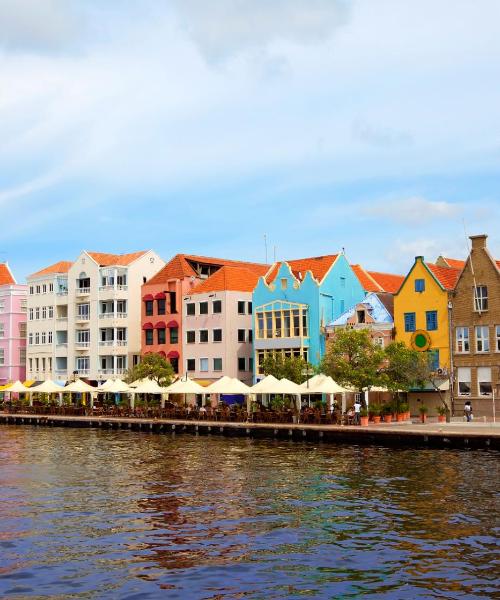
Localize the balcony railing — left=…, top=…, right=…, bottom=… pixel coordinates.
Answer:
left=75, top=369, right=90, bottom=376
left=99, top=285, right=128, bottom=292
left=98, top=313, right=127, bottom=319
left=98, top=368, right=126, bottom=375
left=76, top=287, right=90, bottom=295
left=75, top=341, right=90, bottom=348
left=56, top=316, right=68, bottom=321
left=76, top=314, right=90, bottom=321
left=57, top=290, right=68, bottom=296
left=98, top=340, right=128, bottom=347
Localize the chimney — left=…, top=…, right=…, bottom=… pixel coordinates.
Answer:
left=470, top=234, right=487, bottom=250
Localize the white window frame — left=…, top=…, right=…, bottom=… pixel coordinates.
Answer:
left=457, top=367, right=471, bottom=397
left=473, top=285, right=488, bottom=312
left=496, top=325, right=500, bottom=352
left=200, top=357, right=209, bottom=372
left=477, top=367, right=492, bottom=396
left=475, top=326, right=490, bottom=353
left=456, top=327, right=470, bottom=353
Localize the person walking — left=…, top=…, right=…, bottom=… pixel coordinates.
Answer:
left=354, top=397, right=361, bottom=425
left=464, top=400, right=473, bottom=422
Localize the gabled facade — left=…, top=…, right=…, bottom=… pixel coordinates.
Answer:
left=141, top=254, right=268, bottom=374
left=182, top=265, right=268, bottom=383
left=326, top=292, right=395, bottom=348
left=394, top=256, right=462, bottom=373
left=0, top=264, right=27, bottom=384
left=252, top=253, right=365, bottom=379
left=451, top=235, right=500, bottom=418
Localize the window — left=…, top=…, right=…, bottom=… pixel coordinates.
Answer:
left=35, top=333, right=39, bottom=345
left=213, top=329, right=222, bottom=342
left=374, top=337, right=384, bottom=348
left=117, top=300, right=127, bottom=315
left=48, top=306, right=53, bottom=318
left=476, top=326, right=489, bottom=352
left=76, top=357, right=89, bottom=372
left=497, top=326, right=500, bottom=352
left=157, top=328, right=166, bottom=345
left=186, top=359, right=196, bottom=371
left=186, top=330, right=196, bottom=343
left=145, top=329, right=154, bottom=345
left=200, top=358, right=208, bottom=372
left=186, top=303, right=195, bottom=316
left=29, top=286, right=34, bottom=295
left=238, top=301, right=246, bottom=315
left=77, top=303, right=89, bottom=319
left=213, top=358, right=222, bottom=371
left=281, top=278, right=288, bottom=290
left=415, top=279, right=425, bottom=292
left=248, top=329, right=253, bottom=343
left=238, top=357, right=246, bottom=371
left=357, top=310, right=365, bottom=324
left=478, top=367, right=492, bottom=396
left=145, top=300, right=154, bottom=316
left=49, top=283, right=53, bottom=292
left=456, top=327, right=469, bottom=353
left=249, top=357, right=254, bottom=373
left=213, top=300, right=222, bottom=314
left=340, top=277, right=346, bottom=288
left=29, top=308, right=33, bottom=321
left=41, top=332, right=46, bottom=344
left=0, top=323, right=3, bottom=338
left=404, top=312, right=416, bottom=332
left=427, top=349, right=439, bottom=371
left=247, top=302, right=252, bottom=314
left=36, top=285, right=40, bottom=294
left=199, top=330, right=209, bottom=343
left=48, top=331, right=52, bottom=344
left=474, top=285, right=488, bottom=311
left=157, top=298, right=166, bottom=315
left=199, top=302, right=208, bottom=315
left=426, top=310, right=438, bottom=331
left=170, top=328, right=178, bottom=344
left=42, top=306, right=47, bottom=319
left=238, top=329, right=246, bottom=343
left=0, top=349, right=4, bottom=365
left=42, top=284, right=47, bottom=293
left=29, top=358, right=32, bottom=372
left=457, top=367, right=471, bottom=396
left=19, top=348, right=26, bottom=365
left=28, top=333, right=33, bottom=345
left=76, top=330, right=90, bottom=345
left=20, top=299, right=27, bottom=312
left=35, top=307, right=40, bottom=320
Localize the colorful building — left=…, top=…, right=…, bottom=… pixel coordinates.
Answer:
left=252, top=253, right=366, bottom=379
left=0, top=264, right=27, bottom=384
left=183, top=265, right=268, bottom=383
left=451, top=235, right=500, bottom=418
left=351, top=265, right=404, bottom=294
left=327, top=292, right=395, bottom=348
left=141, top=255, right=268, bottom=374
left=394, top=256, right=462, bottom=373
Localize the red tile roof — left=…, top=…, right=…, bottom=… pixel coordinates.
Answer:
left=351, top=265, right=404, bottom=294
left=266, top=255, right=339, bottom=285
left=0, top=263, right=15, bottom=286
left=496, top=260, right=500, bottom=270
left=29, top=260, right=73, bottom=279
left=146, top=254, right=268, bottom=285
left=87, top=251, right=148, bottom=266
left=426, top=263, right=461, bottom=290
left=191, top=265, right=269, bottom=294
left=440, top=257, right=466, bottom=269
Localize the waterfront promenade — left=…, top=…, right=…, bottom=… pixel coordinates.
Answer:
left=1, top=412, right=498, bottom=449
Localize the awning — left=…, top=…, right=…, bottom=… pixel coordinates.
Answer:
left=167, top=350, right=179, bottom=359
left=154, top=321, right=166, bottom=329
left=167, top=320, right=179, bottom=328
left=142, top=294, right=154, bottom=301
left=142, top=322, right=154, bottom=330
left=158, top=351, right=166, bottom=358
left=154, top=292, right=166, bottom=300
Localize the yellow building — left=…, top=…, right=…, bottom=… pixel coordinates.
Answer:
left=394, top=256, right=461, bottom=371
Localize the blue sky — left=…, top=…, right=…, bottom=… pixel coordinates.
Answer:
left=1, top=0, right=499, bottom=281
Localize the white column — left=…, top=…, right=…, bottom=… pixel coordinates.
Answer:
left=130, top=392, right=135, bottom=410
left=341, top=392, right=347, bottom=414
left=364, top=389, right=369, bottom=410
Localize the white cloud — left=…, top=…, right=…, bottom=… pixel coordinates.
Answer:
left=366, top=197, right=462, bottom=225
left=170, top=0, right=350, bottom=62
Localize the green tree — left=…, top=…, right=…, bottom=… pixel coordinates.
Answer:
left=261, top=353, right=311, bottom=384
left=381, top=342, right=428, bottom=394
left=320, top=328, right=385, bottom=391
left=124, top=353, right=174, bottom=386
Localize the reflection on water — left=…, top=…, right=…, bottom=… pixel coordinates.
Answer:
left=0, top=426, right=498, bottom=599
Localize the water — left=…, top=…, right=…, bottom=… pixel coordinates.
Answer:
left=0, top=426, right=498, bottom=600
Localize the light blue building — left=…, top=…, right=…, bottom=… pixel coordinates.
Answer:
left=252, top=254, right=365, bottom=380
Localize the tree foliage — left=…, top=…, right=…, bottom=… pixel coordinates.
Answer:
left=261, top=353, right=311, bottom=384
left=380, top=341, right=429, bottom=394
left=320, top=328, right=385, bottom=391
left=124, top=353, right=174, bottom=386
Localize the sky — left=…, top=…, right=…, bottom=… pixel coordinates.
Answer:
left=1, top=0, right=499, bottom=281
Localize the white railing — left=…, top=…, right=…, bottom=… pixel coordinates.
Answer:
left=116, top=340, right=127, bottom=346
left=98, top=368, right=114, bottom=375
left=117, top=285, right=128, bottom=292
left=75, top=369, right=90, bottom=376
left=76, top=287, right=90, bottom=295
left=56, top=316, right=68, bottom=321
left=57, top=291, right=68, bottom=296
left=75, top=341, right=90, bottom=348
left=76, top=314, right=90, bottom=321
left=56, top=342, right=68, bottom=347
left=99, top=340, right=114, bottom=346
left=55, top=370, right=67, bottom=377
left=99, top=313, right=112, bottom=319
left=116, top=313, right=127, bottom=319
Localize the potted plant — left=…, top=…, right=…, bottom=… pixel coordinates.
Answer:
left=360, top=407, right=369, bottom=426
left=437, top=405, right=447, bottom=423
left=382, top=403, right=392, bottom=423
left=399, top=402, right=410, bottom=421
left=371, top=405, right=382, bottom=424
left=419, top=405, right=428, bottom=423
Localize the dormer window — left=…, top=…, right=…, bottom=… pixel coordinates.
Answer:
left=281, top=278, right=287, bottom=290
left=357, top=310, right=365, bottom=323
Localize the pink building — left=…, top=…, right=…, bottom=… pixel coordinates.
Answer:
left=0, top=263, right=28, bottom=384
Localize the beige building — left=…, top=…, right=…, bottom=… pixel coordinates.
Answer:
left=451, top=234, right=500, bottom=418
left=27, top=251, right=164, bottom=381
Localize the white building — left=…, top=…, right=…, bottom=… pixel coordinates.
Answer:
left=27, top=251, right=164, bottom=381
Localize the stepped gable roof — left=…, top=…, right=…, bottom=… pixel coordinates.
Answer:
left=440, top=257, right=466, bottom=269
left=146, top=254, right=268, bottom=285
left=426, top=262, right=461, bottom=290
left=351, top=265, right=404, bottom=294
left=191, top=265, right=269, bottom=294
left=86, top=250, right=148, bottom=266
left=29, top=260, right=73, bottom=279
left=266, top=254, right=339, bottom=285
left=0, top=263, right=15, bottom=286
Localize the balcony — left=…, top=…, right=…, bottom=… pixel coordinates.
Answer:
left=98, top=368, right=126, bottom=376
left=75, top=341, right=90, bottom=351
left=55, top=369, right=68, bottom=378
left=75, top=314, right=90, bottom=323
left=76, top=287, right=90, bottom=296
left=98, top=312, right=127, bottom=319
left=75, top=369, right=90, bottom=376
left=98, top=340, right=128, bottom=348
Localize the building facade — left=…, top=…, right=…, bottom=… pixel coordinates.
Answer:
left=182, top=265, right=268, bottom=383
left=27, top=251, right=163, bottom=381
left=394, top=256, right=462, bottom=374
left=0, top=264, right=27, bottom=384
left=451, top=234, right=500, bottom=418
left=252, top=254, right=366, bottom=380
left=141, top=254, right=267, bottom=374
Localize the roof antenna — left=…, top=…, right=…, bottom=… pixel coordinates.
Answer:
left=273, top=246, right=277, bottom=263
left=264, top=234, right=268, bottom=264
left=342, top=247, right=345, bottom=254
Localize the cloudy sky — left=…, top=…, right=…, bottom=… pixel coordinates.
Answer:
left=1, top=0, right=499, bottom=280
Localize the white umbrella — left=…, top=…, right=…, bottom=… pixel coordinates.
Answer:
left=132, top=379, right=167, bottom=394
left=207, top=376, right=251, bottom=395
left=267, top=378, right=304, bottom=395
left=65, top=379, right=97, bottom=393
left=250, top=375, right=279, bottom=393
left=164, top=377, right=206, bottom=395
left=99, top=379, right=131, bottom=393
left=301, top=375, right=348, bottom=394
left=30, top=379, right=64, bottom=394
left=5, top=380, right=31, bottom=393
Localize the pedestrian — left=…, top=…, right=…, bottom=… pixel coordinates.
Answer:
left=464, top=400, right=473, bottom=422
left=354, top=397, right=361, bottom=425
